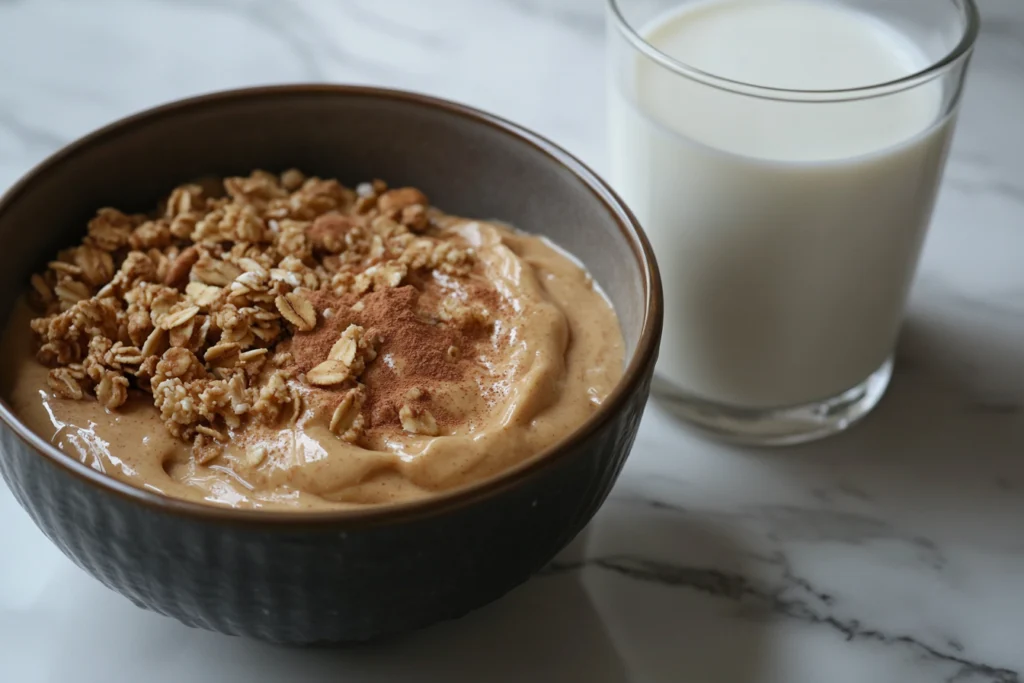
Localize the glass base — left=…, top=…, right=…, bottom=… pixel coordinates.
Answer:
left=653, top=357, right=893, bottom=447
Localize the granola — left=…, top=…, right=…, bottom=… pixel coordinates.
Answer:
left=27, top=170, right=478, bottom=463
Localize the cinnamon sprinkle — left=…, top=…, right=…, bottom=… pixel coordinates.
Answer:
left=283, top=282, right=496, bottom=437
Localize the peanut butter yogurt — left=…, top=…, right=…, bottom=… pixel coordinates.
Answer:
left=2, top=171, right=623, bottom=510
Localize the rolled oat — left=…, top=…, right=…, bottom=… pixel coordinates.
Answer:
left=27, top=170, right=480, bottom=462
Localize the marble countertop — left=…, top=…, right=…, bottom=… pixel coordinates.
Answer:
left=1, top=0, right=1023, bottom=681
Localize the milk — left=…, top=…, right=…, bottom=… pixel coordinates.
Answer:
left=609, top=0, right=955, bottom=408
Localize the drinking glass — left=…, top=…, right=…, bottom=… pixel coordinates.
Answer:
left=607, top=0, right=979, bottom=444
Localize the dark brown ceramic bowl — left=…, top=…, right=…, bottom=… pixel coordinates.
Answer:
left=0, top=85, right=661, bottom=643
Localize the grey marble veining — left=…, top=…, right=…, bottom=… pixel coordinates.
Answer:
left=1, top=1, right=1023, bottom=681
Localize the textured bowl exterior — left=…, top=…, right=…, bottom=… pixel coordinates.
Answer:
left=0, top=372, right=651, bottom=642
left=0, top=86, right=661, bottom=643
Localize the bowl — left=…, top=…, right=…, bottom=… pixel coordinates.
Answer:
left=0, top=85, right=662, bottom=643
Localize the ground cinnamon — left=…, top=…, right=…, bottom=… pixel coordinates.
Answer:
left=284, top=282, right=494, bottom=438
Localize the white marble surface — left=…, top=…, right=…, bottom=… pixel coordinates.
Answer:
left=1, top=0, right=1023, bottom=681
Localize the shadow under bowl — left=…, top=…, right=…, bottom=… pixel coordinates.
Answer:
left=0, top=85, right=662, bottom=643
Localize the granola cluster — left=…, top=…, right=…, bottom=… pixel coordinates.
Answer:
left=28, top=170, right=477, bottom=462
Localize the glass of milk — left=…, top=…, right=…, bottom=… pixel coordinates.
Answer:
left=607, top=0, right=979, bottom=444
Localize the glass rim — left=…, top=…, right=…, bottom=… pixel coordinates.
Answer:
left=606, top=0, right=981, bottom=103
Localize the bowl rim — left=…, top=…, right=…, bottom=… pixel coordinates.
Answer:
left=0, top=84, right=663, bottom=528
